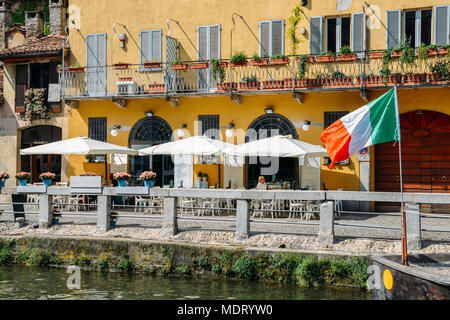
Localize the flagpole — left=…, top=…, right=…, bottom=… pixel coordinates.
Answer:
left=394, top=86, right=408, bottom=266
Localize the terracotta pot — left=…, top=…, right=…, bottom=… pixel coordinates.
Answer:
left=270, top=57, right=290, bottom=65
left=315, top=55, right=336, bottom=63
left=368, top=51, right=383, bottom=59
left=113, top=64, right=129, bottom=69
left=67, top=67, right=85, bottom=73
left=218, top=62, right=229, bottom=68
left=217, top=82, right=237, bottom=92
left=250, top=59, right=269, bottom=66
left=144, top=62, right=161, bottom=68
left=171, top=63, right=189, bottom=70
left=439, top=48, right=449, bottom=56
left=427, top=49, right=438, bottom=57
left=190, top=62, right=209, bottom=69
left=238, top=81, right=260, bottom=90
left=284, top=78, right=307, bottom=89
left=337, top=54, right=357, bottom=62
left=392, top=50, right=402, bottom=58
left=51, top=103, right=62, bottom=113
left=295, top=56, right=314, bottom=63
left=262, top=80, right=285, bottom=90
left=148, top=84, right=165, bottom=94
left=230, top=60, right=248, bottom=67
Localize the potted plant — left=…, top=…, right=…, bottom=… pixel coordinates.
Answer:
left=337, top=46, right=357, bottom=61
left=426, top=44, right=439, bottom=57
left=439, top=45, right=449, bottom=56
left=39, top=172, right=56, bottom=187
left=113, top=172, right=132, bottom=187
left=140, top=171, right=157, bottom=188
left=15, top=172, right=31, bottom=186
left=284, top=55, right=308, bottom=89
left=430, top=61, right=450, bottom=82
left=270, top=54, right=290, bottom=65
left=190, top=61, right=209, bottom=69
left=417, top=43, right=429, bottom=60
left=197, top=172, right=203, bottom=182
left=368, top=50, right=384, bottom=59
left=239, top=75, right=260, bottom=90
left=250, top=54, right=269, bottom=66
left=0, top=171, right=9, bottom=187
left=202, top=173, right=208, bottom=182
left=230, top=51, right=248, bottom=67
left=316, top=51, right=335, bottom=63
left=171, top=60, right=189, bottom=70
left=399, top=39, right=415, bottom=65
left=113, top=62, right=129, bottom=69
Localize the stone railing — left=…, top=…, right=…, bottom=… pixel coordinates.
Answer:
left=1, top=187, right=449, bottom=249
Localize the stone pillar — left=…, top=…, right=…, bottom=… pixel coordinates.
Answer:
left=39, top=194, right=54, bottom=228
left=161, top=197, right=178, bottom=238
left=25, top=11, right=44, bottom=39
left=235, top=199, right=250, bottom=240
left=97, top=195, right=111, bottom=233
left=0, top=1, right=12, bottom=50
left=405, top=202, right=422, bottom=250
left=318, top=201, right=334, bottom=248
left=49, top=0, right=66, bottom=36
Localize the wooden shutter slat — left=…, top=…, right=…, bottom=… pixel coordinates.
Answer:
left=310, top=17, right=323, bottom=55
left=387, top=10, right=401, bottom=49
left=210, top=26, right=220, bottom=59
left=352, top=13, right=365, bottom=54
left=435, top=5, right=449, bottom=46
left=260, top=22, right=270, bottom=57
left=272, top=20, right=283, bottom=56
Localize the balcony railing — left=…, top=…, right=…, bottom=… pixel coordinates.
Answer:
left=58, top=50, right=450, bottom=100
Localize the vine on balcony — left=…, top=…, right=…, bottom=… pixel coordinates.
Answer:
left=24, top=88, right=50, bottom=122
left=288, top=2, right=305, bottom=55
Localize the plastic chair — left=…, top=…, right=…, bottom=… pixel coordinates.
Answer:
left=289, top=200, right=306, bottom=219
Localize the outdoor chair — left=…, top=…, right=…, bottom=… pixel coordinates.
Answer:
left=198, top=198, right=219, bottom=216
left=179, top=197, right=196, bottom=216
left=289, top=200, right=307, bottom=219
left=304, top=201, right=320, bottom=220
left=135, top=196, right=149, bottom=213
left=146, top=196, right=164, bottom=215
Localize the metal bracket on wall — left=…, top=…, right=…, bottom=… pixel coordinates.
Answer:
left=111, top=97, right=127, bottom=109
left=65, top=100, right=79, bottom=109
left=360, top=87, right=369, bottom=102
left=165, top=96, right=179, bottom=107
left=230, top=94, right=242, bottom=105
left=293, top=92, right=304, bottom=104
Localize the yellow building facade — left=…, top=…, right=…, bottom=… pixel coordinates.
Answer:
left=62, top=0, right=450, bottom=197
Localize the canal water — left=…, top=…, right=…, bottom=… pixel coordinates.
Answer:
left=0, top=266, right=370, bottom=300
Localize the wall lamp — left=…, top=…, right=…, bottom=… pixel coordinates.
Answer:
left=111, top=125, right=122, bottom=137
left=145, top=111, right=154, bottom=117
left=303, top=120, right=311, bottom=132
left=177, top=124, right=188, bottom=138
left=225, top=121, right=236, bottom=138
left=265, top=107, right=274, bottom=114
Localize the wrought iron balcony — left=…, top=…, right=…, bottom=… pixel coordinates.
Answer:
left=58, top=50, right=450, bottom=100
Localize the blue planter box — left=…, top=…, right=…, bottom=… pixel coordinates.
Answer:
left=117, top=180, right=128, bottom=187
left=43, top=179, right=52, bottom=187
left=144, top=180, right=155, bottom=188
left=18, top=179, right=28, bottom=186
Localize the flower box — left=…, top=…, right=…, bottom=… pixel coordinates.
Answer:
left=439, top=48, right=449, bottom=56
left=67, top=67, right=85, bottom=73
left=337, top=54, right=357, bottom=62
left=148, top=83, right=165, bottom=94
left=250, top=59, right=270, bottom=66
left=218, top=62, right=229, bottom=68
left=284, top=78, right=307, bottom=89
left=315, top=55, right=336, bottom=63
left=238, top=81, right=260, bottom=90
left=171, top=63, right=189, bottom=71
left=427, top=49, right=438, bottom=57
left=270, top=57, right=290, bottom=66
left=392, top=50, right=402, bottom=58
left=217, top=82, right=237, bottom=92
left=190, top=62, right=209, bottom=69
left=113, top=63, right=129, bottom=70
left=144, top=62, right=161, bottom=68
left=368, top=51, right=383, bottom=59
left=296, top=56, right=314, bottom=63
left=262, top=80, right=285, bottom=90
left=230, top=60, right=248, bottom=67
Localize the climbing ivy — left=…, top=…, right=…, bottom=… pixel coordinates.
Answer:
left=288, top=2, right=305, bottom=55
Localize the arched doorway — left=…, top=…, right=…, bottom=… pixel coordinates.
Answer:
left=129, top=116, right=174, bottom=186
left=375, top=110, right=450, bottom=211
left=246, top=113, right=299, bottom=189
left=21, top=126, right=62, bottom=183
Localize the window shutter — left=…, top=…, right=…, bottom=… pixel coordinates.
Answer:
left=260, top=21, right=270, bottom=57
left=96, top=33, right=107, bottom=95
left=140, top=31, right=151, bottom=63
left=209, top=25, right=220, bottom=59
left=434, top=5, right=450, bottom=46
left=151, top=30, right=162, bottom=62
left=198, top=26, right=208, bottom=60
left=15, top=64, right=27, bottom=112
left=352, top=13, right=365, bottom=54
left=86, top=34, right=96, bottom=67
left=387, top=10, right=401, bottom=49
left=49, top=62, right=59, bottom=84
left=271, top=20, right=284, bottom=56
left=310, top=16, right=323, bottom=55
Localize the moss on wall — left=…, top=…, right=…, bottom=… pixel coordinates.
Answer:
left=0, top=236, right=369, bottom=290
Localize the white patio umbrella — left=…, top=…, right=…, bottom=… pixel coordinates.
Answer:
left=20, top=137, right=138, bottom=183
left=138, top=135, right=235, bottom=156
left=138, top=136, right=236, bottom=188
left=223, top=135, right=328, bottom=158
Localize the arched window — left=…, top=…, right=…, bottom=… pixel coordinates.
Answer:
left=246, top=113, right=298, bottom=142
left=129, top=116, right=173, bottom=146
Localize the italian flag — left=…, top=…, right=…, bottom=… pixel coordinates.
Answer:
left=320, top=88, right=400, bottom=169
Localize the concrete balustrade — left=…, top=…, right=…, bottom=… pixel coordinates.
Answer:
left=1, top=187, right=449, bottom=248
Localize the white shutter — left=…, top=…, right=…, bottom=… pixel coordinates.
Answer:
left=352, top=12, right=366, bottom=55
left=272, top=20, right=284, bottom=56
left=387, top=10, right=402, bottom=49
left=86, top=33, right=107, bottom=96
left=140, top=30, right=162, bottom=64
left=209, top=25, right=220, bottom=59
left=151, top=30, right=162, bottom=62
left=310, top=16, right=323, bottom=55
left=140, top=30, right=150, bottom=63
left=197, top=26, right=208, bottom=60
left=259, top=21, right=270, bottom=57
left=434, top=5, right=450, bottom=46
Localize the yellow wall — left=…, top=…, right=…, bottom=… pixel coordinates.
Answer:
left=68, top=0, right=450, bottom=66
left=7, top=31, right=25, bottom=49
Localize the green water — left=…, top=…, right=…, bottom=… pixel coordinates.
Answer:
left=0, top=266, right=370, bottom=300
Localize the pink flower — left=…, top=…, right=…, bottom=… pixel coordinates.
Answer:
left=140, top=171, right=157, bottom=180
left=39, top=172, right=56, bottom=180
left=0, top=171, right=10, bottom=180
left=15, top=172, right=31, bottom=179
left=113, top=172, right=132, bottom=181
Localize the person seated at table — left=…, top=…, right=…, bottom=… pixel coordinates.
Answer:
left=256, top=176, right=267, bottom=190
